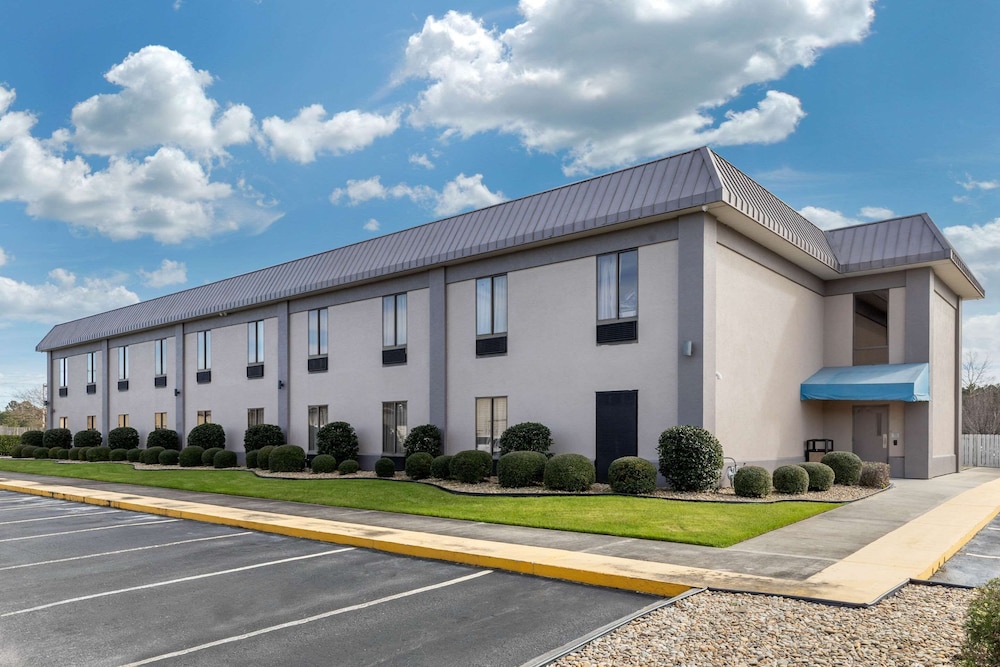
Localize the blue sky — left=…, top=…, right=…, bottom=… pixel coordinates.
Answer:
left=2, top=0, right=1000, bottom=406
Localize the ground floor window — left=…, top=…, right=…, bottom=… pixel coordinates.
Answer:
left=476, top=396, right=507, bottom=454
left=118, top=414, right=129, bottom=428
left=59, top=416, right=68, bottom=429
left=247, top=408, right=264, bottom=427
left=154, top=412, right=167, bottom=429
left=197, top=410, right=211, bottom=425
left=382, top=401, right=407, bottom=454
left=308, top=405, right=328, bottom=453
left=86, top=415, right=96, bottom=430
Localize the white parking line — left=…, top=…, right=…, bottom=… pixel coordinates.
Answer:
left=0, top=531, right=255, bottom=571
left=2, top=547, right=357, bottom=617
left=964, top=553, right=1000, bottom=560
left=0, top=501, right=65, bottom=512
left=120, top=570, right=494, bottom=666
left=0, top=518, right=179, bottom=542
left=0, top=509, right=119, bottom=525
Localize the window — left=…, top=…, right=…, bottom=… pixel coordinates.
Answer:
left=197, top=331, right=211, bottom=370
left=476, top=396, right=508, bottom=455
left=596, top=250, right=638, bottom=343
left=854, top=290, right=889, bottom=365
left=86, top=415, right=96, bottom=430
left=197, top=410, right=212, bottom=425
left=382, top=294, right=407, bottom=365
left=247, top=408, right=264, bottom=427
left=307, top=308, right=329, bottom=372
left=59, top=358, right=68, bottom=387
left=118, top=346, right=130, bottom=380
left=118, top=414, right=129, bottom=428
left=154, top=339, right=167, bottom=377
left=308, top=405, right=328, bottom=453
left=248, top=320, right=265, bottom=364
left=86, top=352, right=96, bottom=385
left=59, top=416, right=68, bottom=429
left=154, top=412, right=167, bottom=429
left=476, top=275, right=508, bottom=335
left=382, top=401, right=407, bottom=454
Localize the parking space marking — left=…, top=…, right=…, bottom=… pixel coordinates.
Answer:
left=0, top=531, right=254, bottom=572
left=120, top=570, right=494, bottom=666
left=0, top=509, right=119, bottom=525
left=964, top=553, right=1000, bottom=559
left=1, top=547, right=357, bottom=617
left=0, top=500, right=63, bottom=512
left=0, top=518, right=179, bottom=542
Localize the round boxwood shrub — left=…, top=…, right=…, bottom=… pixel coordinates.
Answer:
left=821, top=451, right=863, bottom=486
left=449, top=450, right=492, bottom=484
left=772, top=464, right=809, bottom=495
left=338, top=459, right=359, bottom=475
left=108, top=426, right=139, bottom=450
left=110, top=448, right=128, bottom=461
left=497, top=451, right=547, bottom=488
left=244, top=424, right=285, bottom=452
left=158, top=449, right=180, bottom=466
left=57, top=448, right=71, bottom=460
left=43, top=428, right=72, bottom=451
left=608, top=456, right=658, bottom=495
left=798, top=462, right=835, bottom=492
left=657, top=425, right=724, bottom=492
left=959, top=576, right=1000, bottom=666
left=66, top=447, right=80, bottom=460
left=316, top=422, right=359, bottom=463
left=257, top=445, right=276, bottom=471
left=10, top=445, right=24, bottom=458
left=202, top=447, right=223, bottom=466
left=544, top=453, right=596, bottom=492
left=402, top=424, right=443, bottom=459
left=859, top=461, right=891, bottom=489
left=146, top=428, right=179, bottom=451
left=75, top=447, right=91, bottom=461
left=310, top=454, right=337, bottom=474
left=214, top=449, right=238, bottom=469
left=498, top=422, right=553, bottom=456
left=268, top=445, right=305, bottom=473
left=140, top=446, right=165, bottom=465
left=179, top=446, right=205, bottom=467
left=74, top=429, right=104, bottom=449
left=20, top=445, right=37, bottom=458
left=430, top=454, right=453, bottom=480
left=126, top=448, right=142, bottom=463
left=187, top=423, right=225, bottom=451
left=87, top=446, right=111, bottom=462
left=21, top=430, right=44, bottom=449
left=734, top=465, right=772, bottom=498
left=33, top=447, right=50, bottom=459
left=46, top=447, right=63, bottom=459
left=374, top=457, right=397, bottom=478
left=404, top=452, right=434, bottom=480
left=245, top=449, right=259, bottom=469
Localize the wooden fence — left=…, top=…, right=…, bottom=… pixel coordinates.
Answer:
left=962, top=434, right=1000, bottom=468
left=0, top=426, right=30, bottom=436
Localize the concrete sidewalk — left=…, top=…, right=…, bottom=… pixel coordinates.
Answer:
left=2, top=466, right=999, bottom=606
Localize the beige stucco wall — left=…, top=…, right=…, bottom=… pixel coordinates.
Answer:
left=107, top=337, right=175, bottom=444
left=823, top=294, right=853, bottom=367
left=932, top=287, right=957, bottom=458
left=445, top=241, right=678, bottom=460
left=714, top=246, right=824, bottom=468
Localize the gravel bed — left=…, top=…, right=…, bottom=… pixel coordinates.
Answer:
left=552, top=584, right=972, bottom=667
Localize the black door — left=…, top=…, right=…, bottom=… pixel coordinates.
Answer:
left=595, top=390, right=638, bottom=483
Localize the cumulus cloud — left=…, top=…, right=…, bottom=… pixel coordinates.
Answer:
left=959, top=176, right=999, bottom=191
left=409, top=153, right=435, bottom=169
left=363, top=218, right=381, bottom=232
left=261, top=105, right=401, bottom=163
left=944, top=218, right=1000, bottom=277
left=330, top=173, right=504, bottom=216
left=0, top=247, right=7, bottom=267
left=0, top=269, right=139, bottom=324
left=400, top=1, right=874, bottom=173
left=799, top=205, right=895, bottom=230
left=139, top=259, right=188, bottom=288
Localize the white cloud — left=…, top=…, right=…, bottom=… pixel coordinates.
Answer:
left=400, top=1, right=874, bottom=174
left=363, top=218, right=381, bottom=232
left=960, top=176, right=999, bottom=191
left=261, top=105, right=401, bottom=163
left=859, top=206, right=894, bottom=220
left=0, top=247, right=7, bottom=267
left=944, top=218, right=1000, bottom=276
left=139, top=259, right=188, bottom=288
left=329, top=175, right=435, bottom=206
left=0, top=269, right=139, bottom=325
left=409, top=153, right=434, bottom=169
left=799, top=205, right=895, bottom=230
left=330, top=173, right=504, bottom=216
left=435, top=173, right=504, bottom=215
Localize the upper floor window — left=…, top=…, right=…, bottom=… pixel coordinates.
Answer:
left=118, top=346, right=130, bottom=380
left=476, top=275, right=508, bottom=336
left=308, top=308, right=328, bottom=356
left=154, top=339, right=168, bottom=377
left=59, top=358, right=68, bottom=387
left=382, top=294, right=407, bottom=347
left=853, top=290, right=889, bottom=365
left=597, top=250, right=638, bottom=321
left=197, top=331, right=211, bottom=371
left=86, top=352, right=96, bottom=385
left=248, top=321, right=265, bottom=364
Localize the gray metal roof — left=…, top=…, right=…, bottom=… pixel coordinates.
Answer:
left=36, top=147, right=982, bottom=352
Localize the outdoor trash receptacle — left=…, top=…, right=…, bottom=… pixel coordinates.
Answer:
left=805, top=439, right=834, bottom=462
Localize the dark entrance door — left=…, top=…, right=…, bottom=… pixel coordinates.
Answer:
left=595, top=390, right=638, bottom=483
left=853, top=405, right=889, bottom=464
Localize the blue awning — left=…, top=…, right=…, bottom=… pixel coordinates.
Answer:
left=800, top=363, right=930, bottom=402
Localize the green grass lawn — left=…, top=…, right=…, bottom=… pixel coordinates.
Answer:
left=0, top=459, right=839, bottom=547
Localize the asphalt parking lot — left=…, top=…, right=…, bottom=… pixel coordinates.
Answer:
left=931, top=512, right=1000, bottom=587
left=0, top=491, right=661, bottom=667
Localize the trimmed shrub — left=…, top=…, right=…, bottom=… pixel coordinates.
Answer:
left=202, top=447, right=223, bottom=466
left=498, top=422, right=553, bottom=456
left=43, top=428, right=72, bottom=450
left=338, top=459, right=359, bottom=475
left=10, top=444, right=24, bottom=458
left=245, top=449, right=259, bottom=469
left=402, top=424, right=443, bottom=459
left=214, top=450, right=238, bottom=469
left=73, top=447, right=89, bottom=461
left=608, top=456, right=658, bottom=495
left=798, top=462, right=835, bottom=492
left=244, top=424, right=285, bottom=452
left=430, top=454, right=453, bottom=480
left=86, top=446, right=111, bottom=462
left=74, top=429, right=103, bottom=449
left=657, top=425, right=724, bottom=492
left=310, top=454, right=337, bottom=474
left=733, top=466, right=772, bottom=498
left=45, top=447, right=62, bottom=459
left=158, top=449, right=180, bottom=465
left=187, top=423, right=225, bottom=451
left=772, top=465, right=809, bottom=495
left=374, top=457, right=396, bottom=478
left=33, top=447, right=50, bottom=459
left=316, top=422, right=360, bottom=463
left=108, top=426, right=139, bottom=450
left=405, top=452, right=434, bottom=480
left=448, top=449, right=493, bottom=484
left=859, top=461, right=890, bottom=489
left=257, top=445, right=276, bottom=471
left=140, top=446, right=165, bottom=465
left=497, top=451, right=547, bottom=488
left=110, top=448, right=128, bottom=461
left=0, top=434, right=19, bottom=456
left=179, top=446, right=205, bottom=467
left=56, top=448, right=70, bottom=460
left=126, top=448, right=142, bottom=463
left=544, top=453, right=596, bottom=492
left=959, top=577, right=1000, bottom=666
left=821, top=451, right=863, bottom=486
left=146, top=429, right=179, bottom=451
left=268, top=445, right=305, bottom=473
left=21, top=430, right=44, bottom=448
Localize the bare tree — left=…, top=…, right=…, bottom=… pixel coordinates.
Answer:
left=963, top=351, right=992, bottom=392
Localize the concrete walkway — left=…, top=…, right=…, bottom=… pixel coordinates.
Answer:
left=2, top=467, right=999, bottom=606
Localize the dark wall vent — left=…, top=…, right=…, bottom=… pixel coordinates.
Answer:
left=86, top=383, right=96, bottom=395
left=117, top=380, right=129, bottom=391
left=476, top=336, right=508, bottom=357
left=58, top=387, right=68, bottom=397
left=196, top=370, right=212, bottom=384
left=596, top=321, right=638, bottom=344
left=154, top=376, right=168, bottom=388
left=308, top=357, right=329, bottom=373
left=382, top=348, right=407, bottom=366
left=247, top=364, right=265, bottom=379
